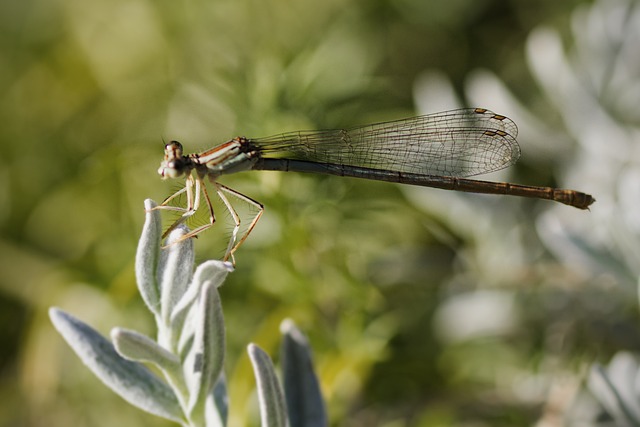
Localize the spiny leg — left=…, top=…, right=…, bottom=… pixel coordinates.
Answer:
left=214, top=184, right=241, bottom=265
left=151, top=186, right=189, bottom=213
left=154, top=176, right=262, bottom=264
left=216, top=183, right=264, bottom=263
left=158, top=174, right=202, bottom=239
left=153, top=171, right=198, bottom=212
left=171, top=176, right=217, bottom=243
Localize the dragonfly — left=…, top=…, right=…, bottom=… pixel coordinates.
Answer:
left=154, top=108, right=595, bottom=263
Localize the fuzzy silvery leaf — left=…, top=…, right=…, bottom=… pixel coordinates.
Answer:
left=49, top=308, right=184, bottom=424
left=178, top=317, right=197, bottom=362
left=51, top=198, right=238, bottom=427
left=159, top=226, right=195, bottom=327
left=187, top=280, right=226, bottom=419
left=280, top=319, right=327, bottom=427
left=192, top=260, right=234, bottom=289
left=136, top=199, right=163, bottom=316
left=171, top=260, right=233, bottom=337
left=203, top=374, right=229, bottom=427
left=210, top=372, right=229, bottom=425
left=588, top=352, right=640, bottom=426
left=111, top=327, right=180, bottom=372
left=248, top=344, right=289, bottom=427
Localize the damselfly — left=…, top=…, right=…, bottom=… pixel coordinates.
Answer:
left=154, top=108, right=594, bottom=263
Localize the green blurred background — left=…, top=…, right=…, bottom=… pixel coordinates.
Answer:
left=2, top=0, right=639, bottom=425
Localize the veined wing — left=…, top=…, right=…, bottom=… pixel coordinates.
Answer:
left=251, top=108, right=520, bottom=178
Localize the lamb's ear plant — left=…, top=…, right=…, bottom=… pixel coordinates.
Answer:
left=587, top=352, right=640, bottom=426
left=49, top=199, right=328, bottom=427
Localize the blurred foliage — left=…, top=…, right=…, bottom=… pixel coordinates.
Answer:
left=1, top=0, right=638, bottom=426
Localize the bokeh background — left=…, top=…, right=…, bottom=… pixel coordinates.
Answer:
left=1, top=0, right=639, bottom=425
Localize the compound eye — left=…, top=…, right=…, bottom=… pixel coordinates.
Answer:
left=163, top=140, right=183, bottom=156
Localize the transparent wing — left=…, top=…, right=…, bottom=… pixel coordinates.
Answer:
left=252, top=108, right=520, bottom=178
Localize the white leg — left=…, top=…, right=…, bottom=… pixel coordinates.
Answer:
left=214, top=185, right=241, bottom=265
left=158, top=174, right=203, bottom=239
left=216, top=183, right=264, bottom=263
left=153, top=186, right=189, bottom=212
left=171, top=177, right=217, bottom=244
left=155, top=177, right=263, bottom=265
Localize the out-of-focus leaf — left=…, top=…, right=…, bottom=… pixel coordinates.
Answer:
left=248, top=343, right=288, bottom=427
left=588, top=352, right=640, bottom=426
left=204, top=374, right=229, bottom=427
left=280, top=319, right=327, bottom=427
left=49, top=308, right=184, bottom=423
